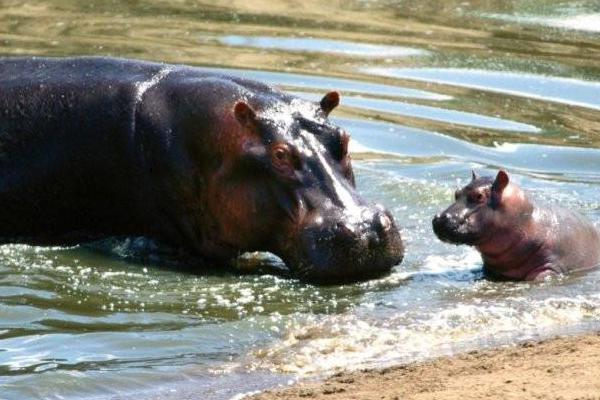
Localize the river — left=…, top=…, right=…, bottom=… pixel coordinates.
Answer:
left=1, top=1, right=600, bottom=399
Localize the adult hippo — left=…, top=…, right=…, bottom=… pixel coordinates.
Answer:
left=0, top=56, right=403, bottom=283
left=432, top=170, right=600, bottom=280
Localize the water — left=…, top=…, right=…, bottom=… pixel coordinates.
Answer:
left=1, top=1, right=600, bottom=399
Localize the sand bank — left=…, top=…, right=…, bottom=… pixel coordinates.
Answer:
left=250, top=332, right=600, bottom=400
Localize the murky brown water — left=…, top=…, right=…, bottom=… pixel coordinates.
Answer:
left=1, top=1, right=600, bottom=399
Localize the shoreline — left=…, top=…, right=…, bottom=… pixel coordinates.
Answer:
left=248, top=331, right=600, bottom=400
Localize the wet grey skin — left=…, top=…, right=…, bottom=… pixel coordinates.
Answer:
left=432, top=170, right=600, bottom=281
left=0, top=56, right=404, bottom=284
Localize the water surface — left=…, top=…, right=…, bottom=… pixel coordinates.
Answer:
left=1, top=1, right=600, bottom=399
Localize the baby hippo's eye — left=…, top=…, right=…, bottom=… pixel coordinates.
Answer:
left=469, top=191, right=485, bottom=203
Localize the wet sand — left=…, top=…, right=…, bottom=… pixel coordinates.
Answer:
left=249, top=332, right=600, bottom=400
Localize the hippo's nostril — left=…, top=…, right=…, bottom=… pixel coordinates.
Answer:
left=373, top=211, right=393, bottom=236
left=378, top=213, right=392, bottom=232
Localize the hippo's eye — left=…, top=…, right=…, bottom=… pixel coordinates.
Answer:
left=271, top=144, right=301, bottom=174
left=340, top=134, right=349, bottom=159
left=329, top=132, right=350, bottom=161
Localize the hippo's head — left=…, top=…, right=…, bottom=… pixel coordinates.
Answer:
left=432, top=170, right=531, bottom=246
left=205, top=90, right=403, bottom=283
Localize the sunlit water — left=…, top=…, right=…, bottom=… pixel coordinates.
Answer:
left=1, top=1, right=600, bottom=399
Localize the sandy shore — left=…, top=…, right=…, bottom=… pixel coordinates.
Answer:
left=249, top=332, right=600, bottom=400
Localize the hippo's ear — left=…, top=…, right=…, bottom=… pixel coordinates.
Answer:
left=491, top=170, right=510, bottom=207
left=471, top=170, right=479, bottom=181
left=320, top=91, right=340, bottom=116
left=234, top=101, right=257, bottom=128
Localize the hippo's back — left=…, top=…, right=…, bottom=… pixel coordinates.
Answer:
left=0, top=56, right=168, bottom=87
left=0, top=57, right=174, bottom=243
left=0, top=56, right=170, bottom=160
left=0, top=56, right=291, bottom=245
left=541, top=205, right=600, bottom=273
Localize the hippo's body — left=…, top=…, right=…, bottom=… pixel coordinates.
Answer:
left=432, top=170, right=600, bottom=280
left=0, top=57, right=162, bottom=244
left=0, top=57, right=404, bottom=283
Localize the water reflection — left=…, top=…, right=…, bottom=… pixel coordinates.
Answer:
left=364, top=67, right=600, bottom=110
left=341, top=117, right=600, bottom=176
left=198, top=67, right=451, bottom=100
left=293, top=91, right=540, bottom=132
left=217, top=35, right=429, bottom=58
left=483, top=12, right=600, bottom=33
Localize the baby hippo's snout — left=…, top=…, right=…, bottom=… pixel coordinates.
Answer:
left=432, top=211, right=470, bottom=244
left=432, top=212, right=460, bottom=238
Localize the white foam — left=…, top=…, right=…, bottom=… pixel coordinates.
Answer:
left=493, top=142, right=520, bottom=153
left=218, top=35, right=429, bottom=58
left=546, top=14, right=600, bottom=32
left=486, top=12, right=600, bottom=33
left=420, top=249, right=481, bottom=273
left=250, top=293, right=600, bottom=377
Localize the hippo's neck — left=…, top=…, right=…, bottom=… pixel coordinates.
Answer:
left=477, top=212, right=552, bottom=280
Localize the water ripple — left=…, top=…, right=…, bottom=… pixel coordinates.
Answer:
left=197, top=67, right=451, bottom=101
left=363, top=68, right=600, bottom=110
left=217, top=35, right=429, bottom=58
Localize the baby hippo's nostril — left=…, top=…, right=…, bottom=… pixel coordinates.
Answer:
left=433, top=212, right=450, bottom=223
left=432, top=213, right=448, bottom=230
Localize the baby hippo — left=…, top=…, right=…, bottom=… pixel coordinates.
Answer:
left=432, top=170, right=600, bottom=280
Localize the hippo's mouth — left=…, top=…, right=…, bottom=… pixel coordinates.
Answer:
left=433, top=228, right=477, bottom=245
left=232, top=247, right=402, bottom=284
left=277, top=212, right=405, bottom=284
left=287, top=252, right=403, bottom=284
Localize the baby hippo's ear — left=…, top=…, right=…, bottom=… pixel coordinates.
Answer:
left=234, top=101, right=257, bottom=128
left=491, top=170, right=510, bottom=207
left=320, top=91, right=340, bottom=116
left=492, top=170, right=509, bottom=192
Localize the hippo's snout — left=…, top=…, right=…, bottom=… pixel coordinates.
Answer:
left=285, top=206, right=404, bottom=284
